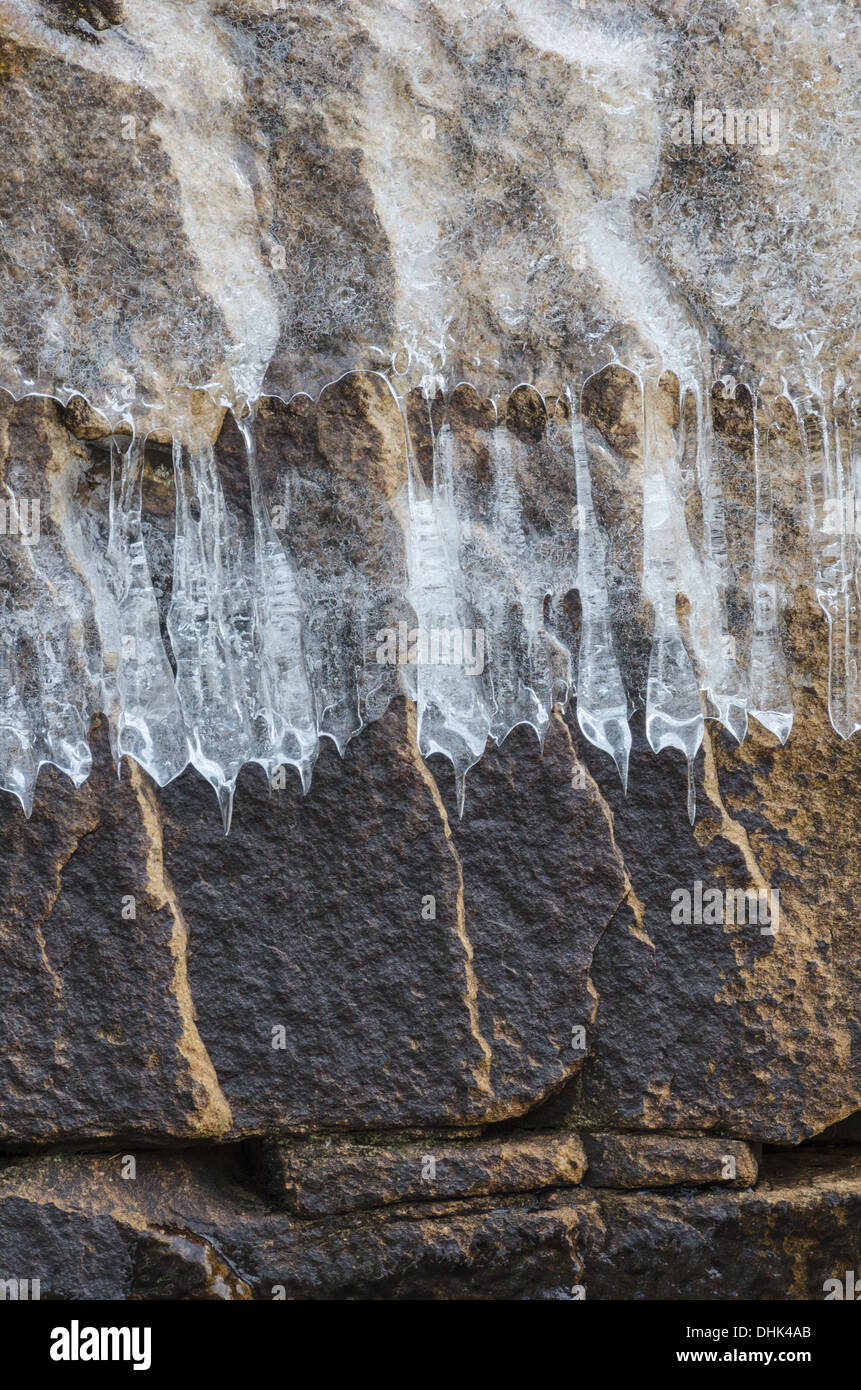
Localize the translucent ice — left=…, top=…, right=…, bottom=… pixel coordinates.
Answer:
left=0, top=0, right=855, bottom=821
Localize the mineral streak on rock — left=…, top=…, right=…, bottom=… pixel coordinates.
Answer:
left=0, top=0, right=857, bottom=812
left=0, top=368, right=856, bottom=820
left=0, top=0, right=859, bottom=1310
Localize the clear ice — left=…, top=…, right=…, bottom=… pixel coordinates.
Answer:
left=0, top=0, right=856, bottom=821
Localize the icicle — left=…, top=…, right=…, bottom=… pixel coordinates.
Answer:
left=454, top=767, right=467, bottom=819
left=824, top=385, right=861, bottom=739
left=397, top=387, right=492, bottom=798
left=9, top=474, right=93, bottom=791
left=799, top=385, right=861, bottom=739
left=237, top=409, right=318, bottom=790
left=217, top=783, right=235, bottom=836
left=567, top=387, right=630, bottom=789
left=748, top=398, right=793, bottom=742
left=641, top=376, right=704, bottom=774
left=106, top=438, right=188, bottom=785
left=688, top=379, right=748, bottom=743
left=537, top=406, right=581, bottom=712
left=0, top=364, right=857, bottom=822
left=0, top=619, right=36, bottom=816
left=433, top=410, right=553, bottom=751
left=486, top=425, right=556, bottom=747
left=167, top=437, right=257, bottom=814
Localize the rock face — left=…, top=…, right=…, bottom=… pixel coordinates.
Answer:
left=265, top=1133, right=588, bottom=1217
left=580, top=1132, right=758, bottom=1190
left=0, top=1, right=855, bottom=413
left=0, top=1147, right=858, bottom=1300
left=1, top=389, right=857, bottom=1150
left=0, top=386, right=859, bottom=1298
left=159, top=704, right=629, bottom=1133
left=0, top=715, right=231, bottom=1147
left=0, top=1, right=858, bottom=1301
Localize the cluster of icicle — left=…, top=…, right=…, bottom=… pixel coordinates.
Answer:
left=0, top=371, right=856, bottom=829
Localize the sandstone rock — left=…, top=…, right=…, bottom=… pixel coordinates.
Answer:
left=0, top=1146, right=856, bottom=1300
left=0, top=1194, right=134, bottom=1301
left=0, top=0, right=857, bottom=1306
left=131, top=1230, right=253, bottom=1301
left=581, top=1131, right=758, bottom=1190
left=180, top=1148, right=861, bottom=1299
left=565, top=1150, right=861, bottom=1301
left=0, top=4, right=853, bottom=414
left=0, top=389, right=857, bottom=1151
left=537, top=667, right=861, bottom=1144
left=0, top=719, right=232, bottom=1146
left=265, top=1133, right=587, bottom=1217
left=159, top=702, right=628, bottom=1132
left=58, top=394, right=113, bottom=441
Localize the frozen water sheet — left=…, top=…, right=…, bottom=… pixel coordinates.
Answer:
left=0, top=0, right=856, bottom=818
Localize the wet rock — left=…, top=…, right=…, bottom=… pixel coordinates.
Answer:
left=1, top=1146, right=856, bottom=1300
left=159, top=704, right=628, bottom=1132
left=0, top=389, right=857, bottom=1152
left=540, top=638, right=861, bottom=1144
left=0, top=4, right=853, bottom=412
left=565, top=1150, right=861, bottom=1301
left=581, top=1131, right=758, bottom=1190
left=59, top=394, right=113, bottom=441
left=0, top=719, right=231, bottom=1146
left=265, top=1133, right=587, bottom=1217
left=131, top=1229, right=252, bottom=1301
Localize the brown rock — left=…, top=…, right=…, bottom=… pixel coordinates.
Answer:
left=131, top=1229, right=253, bottom=1301
left=159, top=702, right=628, bottom=1133
left=59, top=394, right=113, bottom=441
left=266, top=1133, right=587, bottom=1217
left=0, top=1145, right=857, bottom=1300
left=0, top=721, right=231, bottom=1146
left=581, top=1131, right=758, bottom=1190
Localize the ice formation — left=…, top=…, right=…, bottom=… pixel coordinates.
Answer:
left=0, top=0, right=856, bottom=822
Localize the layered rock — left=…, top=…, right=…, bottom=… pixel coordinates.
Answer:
left=0, top=1145, right=857, bottom=1299
left=0, top=389, right=858, bottom=1151
left=0, top=0, right=858, bottom=1302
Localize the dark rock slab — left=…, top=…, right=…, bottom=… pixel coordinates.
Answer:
left=0, top=719, right=231, bottom=1145
left=265, top=1132, right=586, bottom=1217
left=581, top=1131, right=758, bottom=1190
left=1, top=1146, right=857, bottom=1300
left=159, top=704, right=628, bottom=1132
left=564, top=1149, right=861, bottom=1301
left=538, top=682, right=861, bottom=1144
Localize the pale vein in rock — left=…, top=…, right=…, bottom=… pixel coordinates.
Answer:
left=405, top=699, right=493, bottom=1099
left=129, top=761, right=232, bottom=1136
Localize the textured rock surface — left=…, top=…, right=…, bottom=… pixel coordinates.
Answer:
left=266, top=1133, right=587, bottom=1217
left=0, top=417, right=856, bottom=1301
left=0, top=1, right=855, bottom=413
left=580, top=1131, right=758, bottom=1190
left=0, top=717, right=231, bottom=1146
left=0, top=0, right=858, bottom=1302
left=0, top=390, right=858, bottom=1148
left=156, top=702, right=629, bottom=1132
left=543, top=670, right=861, bottom=1143
left=0, top=1146, right=857, bottom=1299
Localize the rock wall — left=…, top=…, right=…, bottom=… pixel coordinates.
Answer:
left=0, top=388, right=858, bottom=1299
left=0, top=0, right=858, bottom=1301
